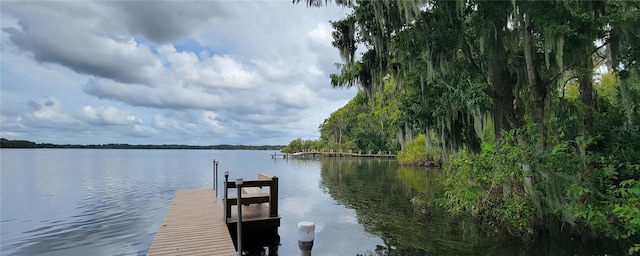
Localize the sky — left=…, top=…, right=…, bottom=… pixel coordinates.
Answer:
left=0, top=1, right=356, bottom=146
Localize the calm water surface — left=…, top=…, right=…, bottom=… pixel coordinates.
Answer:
left=0, top=149, right=612, bottom=256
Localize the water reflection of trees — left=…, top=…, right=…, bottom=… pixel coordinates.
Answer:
left=319, top=158, right=521, bottom=256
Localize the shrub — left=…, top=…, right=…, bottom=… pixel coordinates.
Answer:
left=398, top=134, right=442, bottom=166
left=438, top=129, right=640, bottom=245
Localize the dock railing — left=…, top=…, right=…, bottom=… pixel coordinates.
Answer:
left=213, top=159, right=219, bottom=196
left=223, top=173, right=279, bottom=219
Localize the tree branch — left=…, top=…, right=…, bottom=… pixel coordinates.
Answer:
left=545, top=39, right=611, bottom=86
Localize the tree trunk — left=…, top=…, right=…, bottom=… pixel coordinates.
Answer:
left=579, top=49, right=595, bottom=127
left=487, top=27, right=519, bottom=139
left=523, top=13, right=546, bottom=153
left=425, top=126, right=433, bottom=150
left=522, top=12, right=546, bottom=197
left=482, top=2, right=519, bottom=140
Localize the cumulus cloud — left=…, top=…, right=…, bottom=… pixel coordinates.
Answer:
left=0, top=131, right=22, bottom=138
left=81, top=106, right=140, bottom=126
left=104, top=1, right=228, bottom=43
left=252, top=60, right=292, bottom=81
left=307, top=65, right=324, bottom=76
left=279, top=84, right=317, bottom=109
left=0, top=114, right=25, bottom=133
left=27, top=100, right=42, bottom=110
left=1, top=1, right=227, bottom=86
left=82, top=78, right=225, bottom=110
left=130, top=124, right=158, bottom=137
left=25, top=98, right=77, bottom=126
left=202, top=111, right=223, bottom=133
left=158, top=45, right=260, bottom=89
left=152, top=115, right=167, bottom=129
left=2, top=1, right=165, bottom=84
left=307, top=23, right=334, bottom=47
left=0, top=1, right=356, bottom=145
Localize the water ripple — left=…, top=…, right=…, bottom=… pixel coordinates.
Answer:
left=2, top=149, right=183, bottom=256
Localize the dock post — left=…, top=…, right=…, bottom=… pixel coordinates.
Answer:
left=211, top=159, right=218, bottom=191
left=269, top=176, right=279, bottom=217
left=213, top=160, right=218, bottom=195
left=236, top=178, right=243, bottom=256
left=215, top=161, right=219, bottom=196
left=224, top=171, right=229, bottom=222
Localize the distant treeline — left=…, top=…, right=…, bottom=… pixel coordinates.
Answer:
left=0, top=138, right=284, bottom=150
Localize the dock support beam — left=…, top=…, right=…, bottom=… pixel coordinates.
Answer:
left=213, top=160, right=219, bottom=196
left=269, top=176, right=279, bottom=217
left=236, top=178, right=243, bottom=256
left=224, top=171, right=229, bottom=222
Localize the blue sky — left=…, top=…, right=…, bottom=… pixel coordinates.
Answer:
left=0, top=1, right=356, bottom=145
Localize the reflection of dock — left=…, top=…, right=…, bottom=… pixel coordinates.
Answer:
left=147, top=162, right=279, bottom=255
left=271, top=153, right=290, bottom=159
left=272, top=150, right=396, bottom=159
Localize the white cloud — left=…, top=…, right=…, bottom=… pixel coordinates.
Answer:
left=132, top=124, right=157, bottom=135
left=82, top=78, right=225, bottom=110
left=0, top=1, right=356, bottom=145
left=2, top=2, right=165, bottom=84
left=280, top=84, right=317, bottom=109
left=252, top=60, right=292, bottom=80
left=126, top=115, right=140, bottom=122
left=158, top=45, right=260, bottom=89
left=202, top=111, right=223, bottom=133
left=307, top=23, right=333, bottom=47
left=27, top=98, right=77, bottom=126
left=152, top=115, right=167, bottom=129
left=81, top=106, right=139, bottom=126
left=0, top=131, right=22, bottom=137
left=307, top=65, right=324, bottom=76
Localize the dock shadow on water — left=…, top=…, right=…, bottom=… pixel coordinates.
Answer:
left=317, top=157, right=625, bottom=256
left=229, top=228, right=280, bottom=256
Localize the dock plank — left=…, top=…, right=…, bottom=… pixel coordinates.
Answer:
left=227, top=203, right=273, bottom=222
left=147, top=190, right=236, bottom=256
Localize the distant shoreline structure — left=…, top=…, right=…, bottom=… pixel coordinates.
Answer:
left=271, top=150, right=397, bottom=159
left=0, top=138, right=285, bottom=150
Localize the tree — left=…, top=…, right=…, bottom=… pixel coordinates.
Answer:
left=296, top=0, right=640, bottom=246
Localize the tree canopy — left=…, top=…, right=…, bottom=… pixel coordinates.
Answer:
left=293, top=0, right=640, bottom=250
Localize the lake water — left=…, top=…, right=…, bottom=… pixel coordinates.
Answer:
left=0, top=149, right=621, bottom=255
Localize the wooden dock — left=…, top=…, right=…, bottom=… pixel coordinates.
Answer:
left=147, top=171, right=281, bottom=255
left=147, top=190, right=236, bottom=256
left=272, top=150, right=397, bottom=159
left=223, top=173, right=280, bottom=231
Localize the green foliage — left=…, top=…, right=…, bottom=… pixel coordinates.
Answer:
left=0, top=138, right=37, bottom=148
left=280, top=138, right=303, bottom=153
left=439, top=128, right=640, bottom=243
left=563, top=80, right=581, bottom=101
left=611, top=177, right=640, bottom=239
left=298, top=0, right=640, bottom=249
left=280, top=138, right=325, bottom=153
left=596, top=73, right=619, bottom=104
left=437, top=137, right=537, bottom=238
left=339, top=140, right=359, bottom=152
left=318, top=88, right=400, bottom=154
left=397, top=134, right=442, bottom=166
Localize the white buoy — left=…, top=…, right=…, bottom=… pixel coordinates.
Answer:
left=297, top=221, right=315, bottom=255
